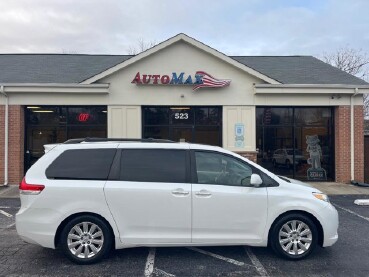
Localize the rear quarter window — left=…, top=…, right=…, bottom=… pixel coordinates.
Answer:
left=46, top=149, right=116, bottom=180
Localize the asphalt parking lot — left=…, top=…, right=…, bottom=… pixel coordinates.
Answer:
left=1, top=195, right=369, bottom=277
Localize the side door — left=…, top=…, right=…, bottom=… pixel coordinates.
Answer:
left=104, top=148, right=192, bottom=244
left=191, top=150, right=268, bottom=244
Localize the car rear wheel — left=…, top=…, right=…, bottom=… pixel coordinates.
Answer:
left=60, top=215, right=112, bottom=264
left=272, top=159, right=277, bottom=167
left=285, top=159, right=291, bottom=168
left=270, top=213, right=318, bottom=260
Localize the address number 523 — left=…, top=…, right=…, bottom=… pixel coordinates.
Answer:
left=174, top=113, right=189, bottom=120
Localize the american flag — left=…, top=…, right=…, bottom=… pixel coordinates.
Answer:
left=193, top=71, right=231, bottom=91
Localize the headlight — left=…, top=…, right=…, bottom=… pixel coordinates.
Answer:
left=312, top=192, right=330, bottom=203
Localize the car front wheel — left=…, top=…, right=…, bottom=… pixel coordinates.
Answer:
left=270, top=213, right=318, bottom=260
left=60, top=215, right=113, bottom=264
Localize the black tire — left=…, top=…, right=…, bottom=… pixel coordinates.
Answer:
left=285, top=159, right=291, bottom=168
left=269, top=213, right=318, bottom=260
left=272, top=159, right=277, bottom=167
left=60, top=215, right=113, bottom=264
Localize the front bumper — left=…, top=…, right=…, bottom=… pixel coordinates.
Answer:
left=320, top=203, right=339, bottom=247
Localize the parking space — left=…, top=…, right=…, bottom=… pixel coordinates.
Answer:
left=1, top=195, right=369, bottom=276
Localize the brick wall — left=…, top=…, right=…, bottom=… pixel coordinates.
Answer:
left=335, top=105, right=364, bottom=183
left=0, top=105, right=24, bottom=185
left=354, top=105, right=364, bottom=182
left=365, top=136, right=369, bottom=183
left=235, top=151, right=257, bottom=163
left=0, top=106, right=4, bottom=183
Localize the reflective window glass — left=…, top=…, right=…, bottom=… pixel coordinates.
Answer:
left=26, top=107, right=65, bottom=125
left=195, top=151, right=253, bottom=186
left=67, top=107, right=107, bottom=125
left=170, top=108, right=194, bottom=125
left=256, top=108, right=293, bottom=125
left=194, top=126, right=221, bottom=146
left=143, top=126, right=169, bottom=140
left=256, top=107, right=334, bottom=181
left=67, top=125, right=107, bottom=139
left=142, top=106, right=222, bottom=146
left=120, top=149, right=186, bottom=183
left=46, top=149, right=116, bottom=180
left=143, top=107, right=169, bottom=125
left=25, top=106, right=108, bottom=172
left=295, top=108, right=332, bottom=126
left=195, top=107, right=220, bottom=125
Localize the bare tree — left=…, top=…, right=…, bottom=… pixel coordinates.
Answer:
left=321, top=47, right=369, bottom=118
left=127, top=37, right=157, bottom=55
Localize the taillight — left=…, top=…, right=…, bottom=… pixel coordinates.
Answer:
left=19, top=177, right=45, bottom=195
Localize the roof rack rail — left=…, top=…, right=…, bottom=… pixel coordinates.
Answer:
left=63, top=137, right=176, bottom=144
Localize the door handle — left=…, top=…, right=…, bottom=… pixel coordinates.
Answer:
left=195, top=190, right=212, bottom=197
left=172, top=189, right=190, bottom=196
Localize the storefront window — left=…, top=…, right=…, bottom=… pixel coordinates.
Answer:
left=25, top=106, right=107, bottom=170
left=142, top=106, right=222, bottom=146
left=256, top=107, right=334, bottom=181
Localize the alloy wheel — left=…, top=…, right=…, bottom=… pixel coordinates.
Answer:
left=67, top=221, right=104, bottom=259
left=278, top=220, right=312, bottom=256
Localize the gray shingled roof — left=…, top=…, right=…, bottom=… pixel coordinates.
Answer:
left=0, top=54, right=367, bottom=85
left=231, top=56, right=368, bottom=85
left=0, top=54, right=131, bottom=83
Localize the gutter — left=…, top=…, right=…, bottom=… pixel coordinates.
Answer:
left=255, top=84, right=369, bottom=89
left=350, top=88, right=359, bottom=182
left=0, top=85, right=8, bottom=186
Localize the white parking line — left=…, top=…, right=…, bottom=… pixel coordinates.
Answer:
left=6, top=222, right=16, bottom=229
left=153, top=268, right=176, bottom=277
left=244, top=247, right=269, bottom=277
left=333, top=204, right=369, bottom=222
left=144, top=247, right=156, bottom=277
left=187, top=247, right=255, bottom=268
left=0, top=209, right=13, bottom=218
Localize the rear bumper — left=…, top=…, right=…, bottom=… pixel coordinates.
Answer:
left=16, top=208, right=61, bottom=249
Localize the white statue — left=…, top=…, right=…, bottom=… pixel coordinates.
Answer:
left=306, top=135, right=322, bottom=169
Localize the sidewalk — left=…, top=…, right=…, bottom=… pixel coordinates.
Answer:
left=308, top=182, right=369, bottom=195
left=0, top=182, right=368, bottom=198
left=0, top=185, right=20, bottom=198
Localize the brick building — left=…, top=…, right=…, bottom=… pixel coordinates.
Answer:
left=0, top=34, right=367, bottom=185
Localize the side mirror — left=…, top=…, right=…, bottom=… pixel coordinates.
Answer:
left=250, top=174, right=263, bottom=187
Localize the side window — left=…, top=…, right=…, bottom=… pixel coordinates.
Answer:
left=195, top=151, right=254, bottom=186
left=120, top=149, right=186, bottom=183
left=46, top=149, right=116, bottom=180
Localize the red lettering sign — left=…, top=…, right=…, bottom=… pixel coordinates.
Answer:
left=78, top=113, right=90, bottom=122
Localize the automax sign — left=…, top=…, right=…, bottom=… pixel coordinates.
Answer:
left=131, top=71, right=231, bottom=91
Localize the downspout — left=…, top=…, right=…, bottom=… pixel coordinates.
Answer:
left=0, top=85, right=8, bottom=186
left=350, top=88, right=359, bottom=182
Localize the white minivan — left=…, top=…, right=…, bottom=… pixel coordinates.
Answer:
left=16, top=138, right=338, bottom=264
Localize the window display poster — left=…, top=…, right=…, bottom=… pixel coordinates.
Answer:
left=235, top=123, right=244, bottom=148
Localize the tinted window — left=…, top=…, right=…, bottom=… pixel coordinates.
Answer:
left=195, top=151, right=253, bottom=186
left=46, top=149, right=116, bottom=180
left=120, top=149, right=186, bottom=183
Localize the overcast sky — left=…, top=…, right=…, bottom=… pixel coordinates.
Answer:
left=0, top=0, right=368, bottom=57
